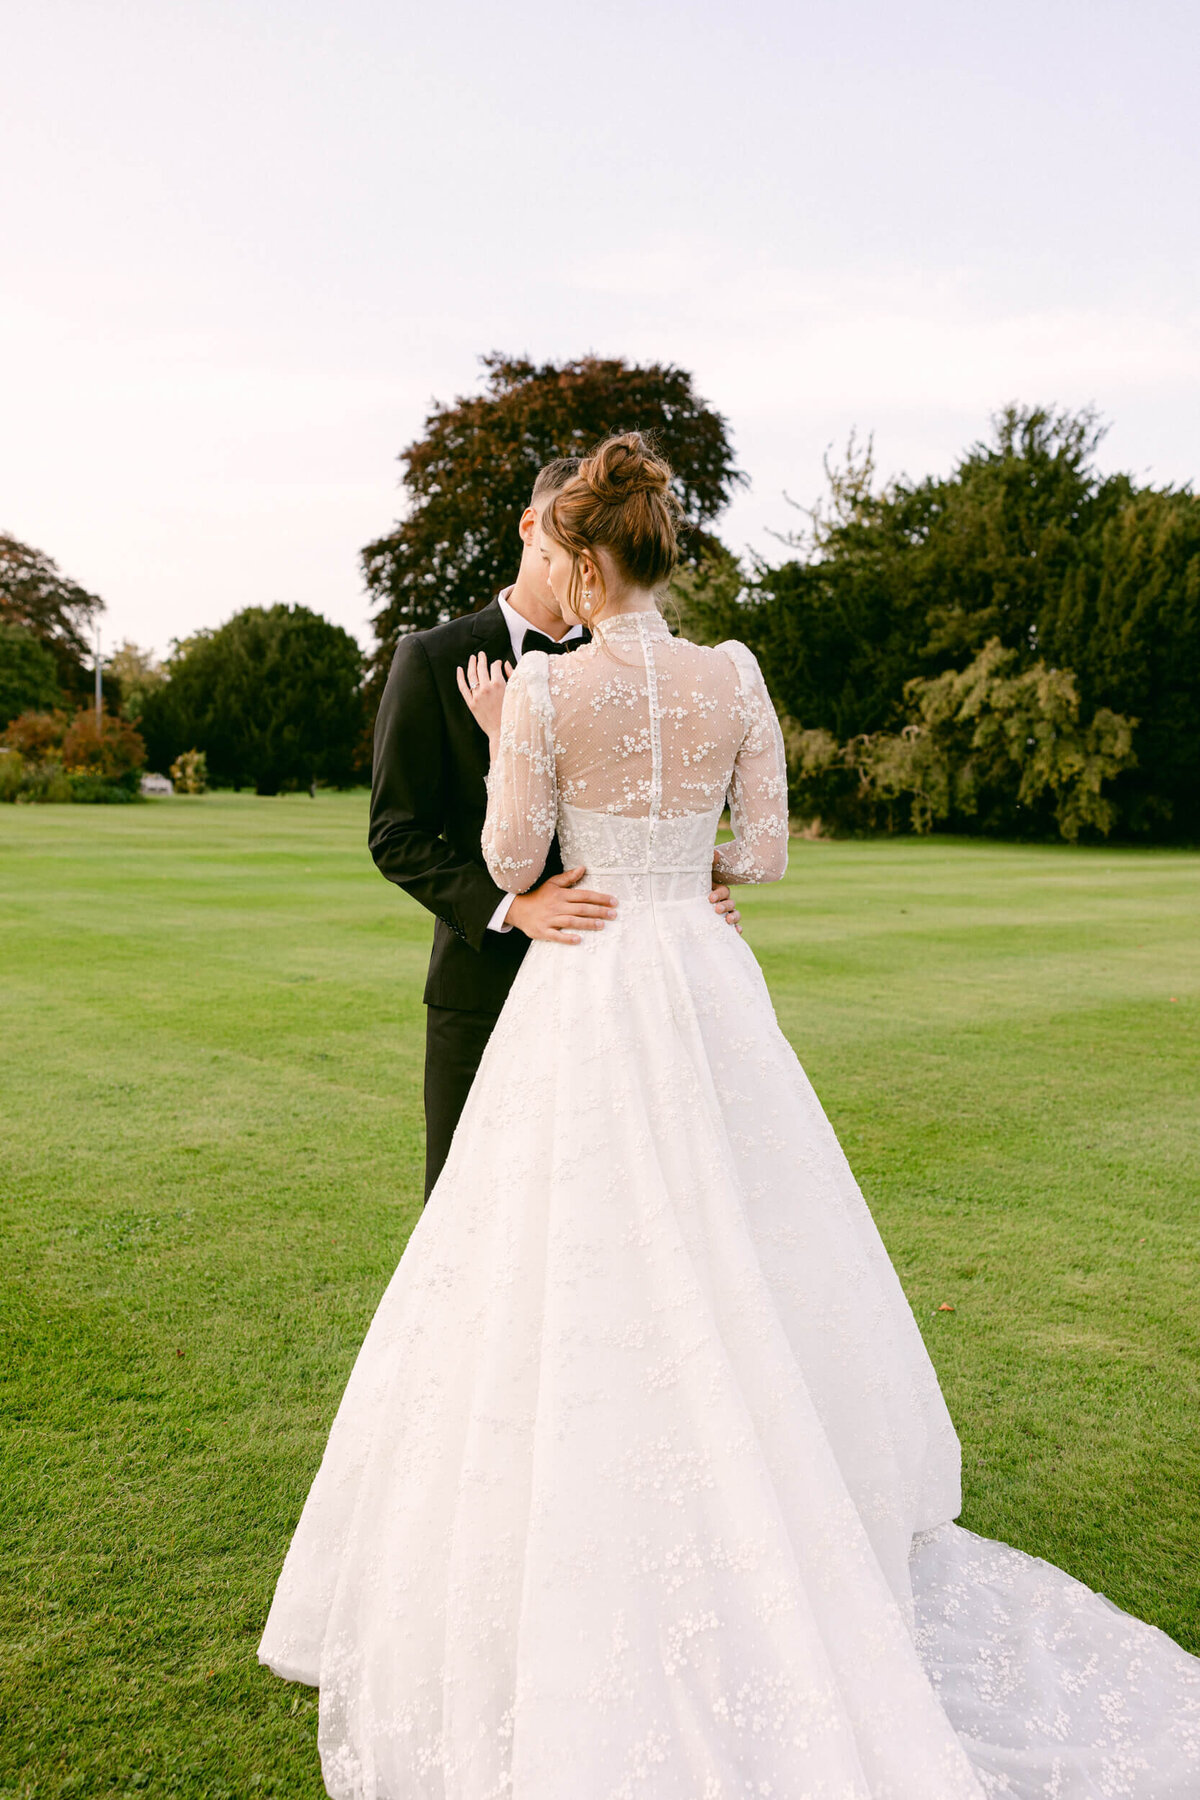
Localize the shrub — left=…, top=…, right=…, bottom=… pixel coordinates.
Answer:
left=169, top=748, right=208, bottom=794
left=0, top=711, right=73, bottom=802
left=2, top=708, right=69, bottom=760
left=61, top=707, right=146, bottom=780
left=66, top=770, right=141, bottom=804
left=778, top=721, right=868, bottom=834
left=0, top=750, right=25, bottom=801
left=0, top=707, right=147, bottom=802
left=14, top=760, right=73, bottom=804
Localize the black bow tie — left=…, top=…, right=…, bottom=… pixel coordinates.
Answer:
left=521, top=629, right=584, bottom=658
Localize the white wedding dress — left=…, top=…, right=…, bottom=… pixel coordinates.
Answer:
left=260, top=611, right=1199, bottom=1799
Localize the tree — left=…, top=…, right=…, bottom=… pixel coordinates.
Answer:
left=676, top=433, right=938, bottom=738
left=140, top=604, right=364, bottom=794
left=0, top=533, right=104, bottom=698
left=1040, top=485, right=1200, bottom=836
left=363, top=354, right=746, bottom=668
left=911, top=405, right=1116, bottom=664
left=0, top=624, right=64, bottom=726
left=781, top=640, right=1137, bottom=843
left=862, top=641, right=1136, bottom=841
left=683, top=407, right=1197, bottom=837
left=106, top=640, right=166, bottom=723
left=726, top=553, right=928, bottom=741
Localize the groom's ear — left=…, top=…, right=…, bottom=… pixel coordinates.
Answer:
left=518, top=505, right=539, bottom=546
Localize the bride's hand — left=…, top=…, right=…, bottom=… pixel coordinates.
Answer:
left=456, top=653, right=513, bottom=749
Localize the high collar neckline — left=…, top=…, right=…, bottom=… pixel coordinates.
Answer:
left=593, top=608, right=672, bottom=643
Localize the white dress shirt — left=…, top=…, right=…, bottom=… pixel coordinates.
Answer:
left=495, top=588, right=585, bottom=667
left=487, top=589, right=585, bottom=934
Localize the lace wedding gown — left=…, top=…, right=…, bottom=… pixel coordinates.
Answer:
left=260, top=611, right=1199, bottom=1799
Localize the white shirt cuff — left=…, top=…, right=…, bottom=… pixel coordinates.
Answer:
left=487, top=892, right=516, bottom=933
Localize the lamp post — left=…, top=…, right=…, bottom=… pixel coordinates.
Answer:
left=94, top=624, right=102, bottom=730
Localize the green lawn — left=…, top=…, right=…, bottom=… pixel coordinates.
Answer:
left=2, top=792, right=1198, bottom=1798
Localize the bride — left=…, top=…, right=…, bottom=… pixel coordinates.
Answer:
left=260, top=434, right=1199, bottom=1798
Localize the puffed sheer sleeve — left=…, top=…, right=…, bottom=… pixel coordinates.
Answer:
left=482, top=652, right=558, bottom=894
left=712, top=641, right=789, bottom=885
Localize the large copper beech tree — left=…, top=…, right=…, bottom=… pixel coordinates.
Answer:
left=0, top=533, right=104, bottom=699
left=362, top=354, right=745, bottom=678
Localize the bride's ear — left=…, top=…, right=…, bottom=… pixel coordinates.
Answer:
left=574, top=554, right=600, bottom=621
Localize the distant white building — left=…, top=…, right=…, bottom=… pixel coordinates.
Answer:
left=140, top=772, right=174, bottom=796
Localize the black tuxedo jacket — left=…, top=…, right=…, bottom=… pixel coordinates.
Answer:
left=368, top=599, right=563, bottom=1015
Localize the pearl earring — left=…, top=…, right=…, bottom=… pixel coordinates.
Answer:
left=581, top=587, right=593, bottom=614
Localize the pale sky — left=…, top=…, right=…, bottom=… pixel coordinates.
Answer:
left=3, top=0, right=1198, bottom=660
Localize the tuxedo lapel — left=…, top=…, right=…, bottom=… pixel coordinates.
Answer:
left=451, top=603, right=507, bottom=783
left=470, top=600, right=511, bottom=664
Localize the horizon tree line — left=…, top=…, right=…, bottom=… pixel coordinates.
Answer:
left=2, top=358, right=1196, bottom=836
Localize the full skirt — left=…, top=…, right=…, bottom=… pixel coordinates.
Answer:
left=260, top=886, right=1200, bottom=1798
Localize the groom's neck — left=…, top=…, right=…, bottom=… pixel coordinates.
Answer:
left=504, top=574, right=571, bottom=642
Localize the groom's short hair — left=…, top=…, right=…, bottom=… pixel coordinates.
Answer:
left=531, top=457, right=582, bottom=504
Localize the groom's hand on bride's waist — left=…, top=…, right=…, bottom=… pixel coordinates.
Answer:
left=709, top=885, right=742, bottom=935
left=507, top=868, right=619, bottom=945
left=506, top=869, right=743, bottom=944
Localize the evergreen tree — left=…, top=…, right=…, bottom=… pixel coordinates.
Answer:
left=141, top=605, right=364, bottom=794
left=1041, top=486, right=1200, bottom=836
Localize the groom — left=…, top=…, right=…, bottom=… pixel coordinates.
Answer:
left=369, top=456, right=741, bottom=1200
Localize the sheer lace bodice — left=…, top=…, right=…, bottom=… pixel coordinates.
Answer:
left=482, top=609, right=789, bottom=893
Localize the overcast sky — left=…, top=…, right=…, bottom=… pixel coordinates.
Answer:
left=3, top=0, right=1197, bottom=659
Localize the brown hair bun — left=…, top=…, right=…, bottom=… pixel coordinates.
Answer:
left=541, top=431, right=682, bottom=612
left=582, top=434, right=672, bottom=503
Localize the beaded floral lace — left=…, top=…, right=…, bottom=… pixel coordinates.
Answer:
left=259, top=607, right=1200, bottom=1800
left=481, top=610, right=789, bottom=897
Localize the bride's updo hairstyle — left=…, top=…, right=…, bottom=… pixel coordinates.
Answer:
left=540, top=432, right=683, bottom=622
